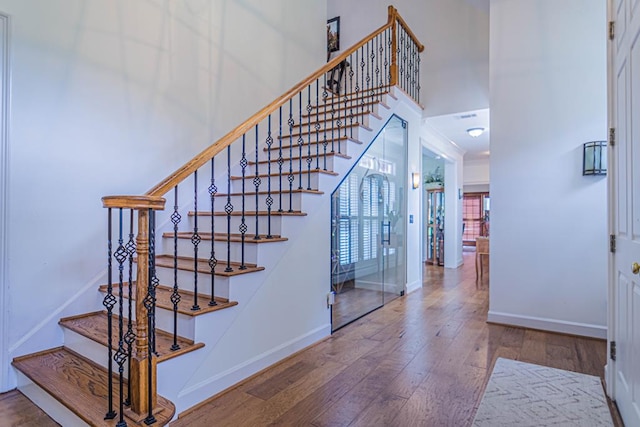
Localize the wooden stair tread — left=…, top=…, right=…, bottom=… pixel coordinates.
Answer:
left=59, top=311, right=203, bottom=363
left=155, top=254, right=264, bottom=277
left=189, top=210, right=306, bottom=217
left=99, top=283, right=239, bottom=317
left=214, top=188, right=323, bottom=197
left=162, top=232, right=288, bottom=243
left=294, top=110, right=381, bottom=127
left=230, top=169, right=338, bottom=180
left=12, top=347, right=175, bottom=426
left=308, top=99, right=389, bottom=114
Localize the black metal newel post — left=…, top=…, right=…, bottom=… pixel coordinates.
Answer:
left=170, top=186, right=182, bottom=349
left=103, top=208, right=117, bottom=420
left=191, top=171, right=201, bottom=311
left=208, top=158, right=218, bottom=306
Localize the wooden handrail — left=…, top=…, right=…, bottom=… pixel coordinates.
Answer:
left=145, top=6, right=420, bottom=199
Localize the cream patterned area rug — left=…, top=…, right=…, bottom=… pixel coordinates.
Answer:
left=473, top=358, right=614, bottom=426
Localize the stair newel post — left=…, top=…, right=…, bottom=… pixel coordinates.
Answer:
left=170, top=186, right=182, bottom=349
left=239, top=134, right=248, bottom=268
left=104, top=207, right=117, bottom=420
left=254, top=124, right=262, bottom=240
left=224, top=146, right=233, bottom=273
left=389, top=6, right=398, bottom=87
left=287, top=99, right=294, bottom=213
left=208, top=159, right=218, bottom=306
left=306, top=85, right=312, bottom=191
left=191, top=171, right=201, bottom=311
left=265, top=115, right=274, bottom=239
left=277, top=106, right=284, bottom=213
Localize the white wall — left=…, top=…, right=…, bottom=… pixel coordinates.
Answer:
left=327, top=0, right=489, bottom=117
left=489, top=0, right=608, bottom=338
left=463, top=158, right=489, bottom=186
left=0, top=0, right=326, bottom=391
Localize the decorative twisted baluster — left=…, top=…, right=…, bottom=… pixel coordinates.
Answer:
left=265, top=116, right=274, bottom=238
left=254, top=124, right=262, bottom=239
left=170, top=186, right=181, bottom=349
left=103, top=208, right=117, bottom=420
left=113, top=208, right=128, bottom=427
left=306, top=86, right=313, bottom=191
left=287, top=99, right=294, bottom=212
left=143, top=209, right=158, bottom=425
left=124, top=210, right=136, bottom=406
left=239, top=135, right=248, bottom=268
left=208, top=159, right=218, bottom=306
left=191, top=171, right=201, bottom=311
left=277, top=107, right=284, bottom=213
left=297, top=93, right=303, bottom=191
left=225, top=146, right=233, bottom=272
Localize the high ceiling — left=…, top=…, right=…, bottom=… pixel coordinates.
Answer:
left=425, top=108, right=490, bottom=161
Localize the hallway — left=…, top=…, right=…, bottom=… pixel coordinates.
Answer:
left=171, top=252, right=613, bottom=426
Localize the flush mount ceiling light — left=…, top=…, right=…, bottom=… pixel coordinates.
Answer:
left=467, top=127, right=485, bottom=138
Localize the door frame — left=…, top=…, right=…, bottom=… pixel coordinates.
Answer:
left=0, top=11, right=10, bottom=392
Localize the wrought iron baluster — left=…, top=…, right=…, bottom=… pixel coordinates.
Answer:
left=191, top=171, right=201, bottom=311
left=170, top=186, right=181, bottom=348
left=225, top=146, right=233, bottom=272
left=315, top=79, right=320, bottom=170
left=287, top=99, right=294, bottom=212
left=278, top=107, right=284, bottom=212
left=416, top=44, right=421, bottom=104
left=384, top=29, right=389, bottom=98
left=265, top=115, right=274, bottom=238
left=348, top=53, right=356, bottom=142
left=208, top=159, right=218, bottom=306
left=376, top=35, right=382, bottom=98
left=306, top=85, right=312, bottom=190
left=239, top=135, right=248, bottom=268
left=322, top=75, right=330, bottom=164
left=297, top=92, right=303, bottom=191
left=254, top=124, right=262, bottom=239
left=144, top=209, right=157, bottom=426
left=360, top=45, right=365, bottom=118
left=113, top=208, right=128, bottom=427
left=124, top=210, right=136, bottom=406
left=103, top=208, right=116, bottom=420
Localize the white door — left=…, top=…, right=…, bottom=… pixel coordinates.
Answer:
left=609, top=0, right=640, bottom=424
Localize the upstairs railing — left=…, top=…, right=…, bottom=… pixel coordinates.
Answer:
left=100, top=6, right=423, bottom=424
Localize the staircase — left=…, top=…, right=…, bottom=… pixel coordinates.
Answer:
left=10, top=7, right=423, bottom=426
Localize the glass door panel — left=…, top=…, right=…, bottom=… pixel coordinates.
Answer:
left=330, top=116, right=407, bottom=331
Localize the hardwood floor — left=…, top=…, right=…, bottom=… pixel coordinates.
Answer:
left=171, top=251, right=622, bottom=426
left=0, top=251, right=623, bottom=426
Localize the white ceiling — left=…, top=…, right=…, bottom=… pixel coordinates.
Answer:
left=425, top=108, right=490, bottom=161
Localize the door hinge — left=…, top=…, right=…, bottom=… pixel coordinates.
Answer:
left=610, top=340, right=616, bottom=361
left=610, top=234, right=616, bottom=253
left=609, top=127, right=615, bottom=147
left=609, top=21, right=615, bottom=40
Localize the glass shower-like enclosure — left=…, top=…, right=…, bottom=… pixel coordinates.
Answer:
left=330, top=116, right=407, bottom=331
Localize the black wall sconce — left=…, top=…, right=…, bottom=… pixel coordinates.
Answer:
left=583, top=141, right=607, bottom=176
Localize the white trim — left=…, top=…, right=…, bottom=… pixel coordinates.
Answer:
left=405, top=279, right=421, bottom=294
left=175, top=323, right=330, bottom=412
left=0, top=12, right=10, bottom=392
left=487, top=311, right=607, bottom=339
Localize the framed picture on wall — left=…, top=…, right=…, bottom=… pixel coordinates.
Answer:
left=327, top=16, right=340, bottom=52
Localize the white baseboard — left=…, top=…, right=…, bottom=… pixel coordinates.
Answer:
left=405, top=280, right=421, bottom=294
left=175, top=324, right=331, bottom=414
left=487, top=311, right=607, bottom=339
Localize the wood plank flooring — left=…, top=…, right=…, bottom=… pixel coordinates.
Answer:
left=171, top=251, right=622, bottom=427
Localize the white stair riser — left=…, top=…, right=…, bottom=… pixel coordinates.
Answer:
left=155, top=267, right=231, bottom=300
left=62, top=328, right=130, bottom=379
left=97, top=289, right=197, bottom=340
left=16, top=372, right=89, bottom=427
left=210, top=192, right=305, bottom=212
left=185, top=214, right=284, bottom=236
left=230, top=172, right=322, bottom=192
